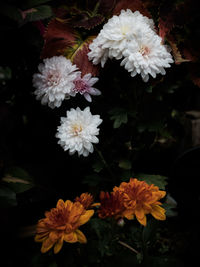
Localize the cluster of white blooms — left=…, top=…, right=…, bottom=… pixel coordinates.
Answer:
left=88, top=9, right=174, bottom=82
left=33, top=9, right=174, bottom=157
left=33, top=56, right=102, bottom=157
left=33, top=56, right=101, bottom=108
left=56, top=107, right=102, bottom=157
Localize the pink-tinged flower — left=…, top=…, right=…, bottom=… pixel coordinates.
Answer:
left=73, top=73, right=101, bottom=102
left=33, top=56, right=79, bottom=108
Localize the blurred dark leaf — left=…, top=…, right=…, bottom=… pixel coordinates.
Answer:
left=119, top=159, right=132, bottom=170
left=142, top=218, right=159, bottom=244
left=0, top=185, right=17, bottom=208
left=2, top=166, right=34, bottom=193
left=24, top=0, right=52, bottom=8
left=2, top=176, right=34, bottom=194
left=22, top=5, right=53, bottom=22
left=0, top=3, right=22, bottom=22
left=109, top=108, right=128, bottom=128
left=92, top=161, right=104, bottom=173
left=0, top=66, right=12, bottom=81
left=82, top=174, right=102, bottom=186
left=163, top=194, right=178, bottom=217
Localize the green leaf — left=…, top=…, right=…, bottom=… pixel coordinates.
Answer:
left=2, top=176, right=34, bottom=193
left=0, top=66, right=12, bottom=81
left=25, top=0, right=52, bottom=8
left=92, top=161, right=104, bottom=173
left=109, top=108, right=128, bottom=129
left=119, top=159, right=132, bottom=170
left=25, top=5, right=53, bottom=21
left=162, top=194, right=178, bottom=217
left=82, top=174, right=102, bottom=187
left=142, top=218, right=159, bottom=244
left=0, top=3, right=23, bottom=22
left=136, top=174, right=168, bottom=190
left=3, top=166, right=34, bottom=193
left=0, top=185, right=17, bottom=208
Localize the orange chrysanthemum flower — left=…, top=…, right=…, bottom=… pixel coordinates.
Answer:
left=75, top=192, right=99, bottom=209
left=114, top=178, right=166, bottom=226
left=35, top=199, right=94, bottom=254
left=98, top=191, right=133, bottom=220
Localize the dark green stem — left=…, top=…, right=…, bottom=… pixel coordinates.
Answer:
left=94, top=146, right=116, bottom=181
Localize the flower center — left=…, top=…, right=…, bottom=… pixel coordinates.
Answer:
left=120, top=25, right=130, bottom=35
left=73, top=78, right=89, bottom=94
left=46, top=72, right=61, bottom=87
left=139, top=46, right=150, bottom=56
left=72, top=124, right=83, bottom=136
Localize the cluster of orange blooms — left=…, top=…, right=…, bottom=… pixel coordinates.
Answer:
left=35, top=178, right=166, bottom=254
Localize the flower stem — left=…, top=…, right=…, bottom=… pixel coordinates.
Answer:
left=94, top=146, right=116, bottom=181
left=118, top=240, right=139, bottom=254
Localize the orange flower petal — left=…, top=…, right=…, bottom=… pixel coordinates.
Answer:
left=54, top=236, right=64, bottom=254
left=135, top=208, right=147, bottom=226
left=64, top=232, right=78, bottom=243
left=91, top=202, right=100, bottom=207
left=69, top=203, right=84, bottom=224
left=49, top=231, right=59, bottom=242
left=151, top=205, right=166, bottom=221
left=143, top=203, right=152, bottom=212
left=159, top=191, right=166, bottom=198
left=41, top=237, right=55, bottom=253
left=75, top=229, right=87, bottom=244
left=135, top=208, right=145, bottom=220
left=79, top=210, right=94, bottom=226
left=57, top=199, right=65, bottom=209
left=123, top=211, right=134, bottom=220
left=35, top=232, right=48, bottom=242
left=65, top=200, right=73, bottom=210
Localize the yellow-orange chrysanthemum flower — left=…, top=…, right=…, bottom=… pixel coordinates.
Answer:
left=98, top=191, right=134, bottom=220
left=113, top=178, right=166, bottom=226
left=75, top=192, right=99, bottom=209
left=34, top=199, right=94, bottom=254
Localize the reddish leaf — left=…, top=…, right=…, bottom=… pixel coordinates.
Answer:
left=142, top=0, right=160, bottom=9
left=181, top=40, right=200, bottom=63
left=158, top=1, right=185, bottom=41
left=20, top=8, right=36, bottom=20
left=167, top=37, right=190, bottom=65
left=41, top=18, right=78, bottom=59
left=98, top=0, right=116, bottom=14
left=33, top=20, right=46, bottom=36
left=183, top=47, right=198, bottom=63
left=71, top=37, right=99, bottom=76
left=112, top=0, right=151, bottom=18
left=72, top=12, right=104, bottom=30
left=55, top=1, right=115, bottom=30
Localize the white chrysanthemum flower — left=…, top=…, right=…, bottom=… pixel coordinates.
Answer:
left=121, top=33, right=174, bottom=82
left=33, top=56, right=79, bottom=108
left=88, top=9, right=155, bottom=65
left=88, top=37, right=109, bottom=67
left=56, top=107, right=103, bottom=157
